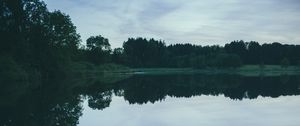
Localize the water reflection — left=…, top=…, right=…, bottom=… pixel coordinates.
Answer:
left=0, top=74, right=300, bottom=125
left=114, top=74, right=300, bottom=104
left=0, top=79, right=83, bottom=126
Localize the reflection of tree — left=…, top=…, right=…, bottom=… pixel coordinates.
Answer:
left=1, top=73, right=300, bottom=125
left=114, top=74, right=300, bottom=104
left=113, top=74, right=243, bottom=104
left=0, top=79, right=84, bottom=126
left=45, top=100, right=83, bottom=126
left=88, top=91, right=112, bottom=110
left=0, top=94, right=83, bottom=126
left=120, top=75, right=167, bottom=104
left=280, top=74, right=290, bottom=84
left=81, top=80, right=114, bottom=110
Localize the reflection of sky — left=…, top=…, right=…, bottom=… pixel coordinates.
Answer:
left=44, top=0, right=300, bottom=48
left=79, top=95, right=300, bottom=126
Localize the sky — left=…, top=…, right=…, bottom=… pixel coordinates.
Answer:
left=44, top=0, right=300, bottom=48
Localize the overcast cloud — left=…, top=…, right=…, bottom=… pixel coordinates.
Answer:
left=44, top=0, right=300, bottom=48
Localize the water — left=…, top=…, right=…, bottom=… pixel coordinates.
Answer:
left=79, top=95, right=300, bottom=126
left=1, top=74, right=300, bottom=126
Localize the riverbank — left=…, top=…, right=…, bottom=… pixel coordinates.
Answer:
left=130, top=65, right=300, bottom=76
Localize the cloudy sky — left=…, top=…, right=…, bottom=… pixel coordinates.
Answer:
left=44, top=0, right=300, bottom=48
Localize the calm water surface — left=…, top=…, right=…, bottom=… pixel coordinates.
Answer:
left=79, top=95, right=300, bottom=126
left=1, top=74, right=300, bottom=126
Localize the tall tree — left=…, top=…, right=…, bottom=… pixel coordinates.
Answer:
left=86, top=35, right=111, bottom=64
left=246, top=41, right=261, bottom=64
left=225, top=40, right=247, bottom=62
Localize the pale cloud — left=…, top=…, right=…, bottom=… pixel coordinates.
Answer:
left=44, top=0, right=300, bottom=48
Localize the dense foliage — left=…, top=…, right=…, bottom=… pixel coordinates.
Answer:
left=1, top=0, right=81, bottom=81
left=120, top=38, right=300, bottom=68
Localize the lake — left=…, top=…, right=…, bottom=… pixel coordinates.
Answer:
left=1, top=74, right=300, bottom=126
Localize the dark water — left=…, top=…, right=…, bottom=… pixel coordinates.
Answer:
left=1, top=74, right=300, bottom=126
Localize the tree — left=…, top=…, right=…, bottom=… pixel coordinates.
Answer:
left=48, top=10, right=80, bottom=50
left=223, top=54, right=243, bottom=68
left=112, top=48, right=124, bottom=64
left=0, top=0, right=82, bottom=79
left=246, top=41, right=261, bottom=64
left=86, top=35, right=111, bottom=64
left=189, top=55, right=206, bottom=69
left=212, top=53, right=242, bottom=68
left=225, top=40, right=247, bottom=63
left=123, top=38, right=166, bottom=67
left=261, top=42, right=283, bottom=64
left=88, top=91, right=112, bottom=110
left=86, top=35, right=110, bottom=51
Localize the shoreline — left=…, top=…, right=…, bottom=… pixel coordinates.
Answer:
left=127, top=65, right=300, bottom=76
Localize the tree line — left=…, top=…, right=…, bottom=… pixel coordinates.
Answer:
left=80, top=36, right=300, bottom=68
left=101, top=38, right=299, bottom=68
left=1, top=0, right=300, bottom=82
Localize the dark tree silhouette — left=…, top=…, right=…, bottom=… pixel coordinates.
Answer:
left=85, top=35, right=111, bottom=65
left=112, top=47, right=125, bottom=64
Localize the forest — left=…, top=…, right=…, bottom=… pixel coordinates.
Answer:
left=1, top=0, right=300, bottom=83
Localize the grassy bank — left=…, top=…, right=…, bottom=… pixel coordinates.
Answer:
left=237, top=65, right=300, bottom=76
left=68, top=62, right=132, bottom=84
left=130, top=65, right=300, bottom=76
